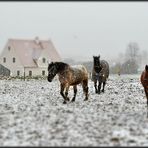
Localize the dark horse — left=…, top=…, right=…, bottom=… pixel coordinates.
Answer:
left=140, top=65, right=148, bottom=117
left=92, top=55, right=109, bottom=94
left=47, top=62, right=89, bottom=104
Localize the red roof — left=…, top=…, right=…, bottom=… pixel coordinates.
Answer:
left=8, top=38, right=62, bottom=67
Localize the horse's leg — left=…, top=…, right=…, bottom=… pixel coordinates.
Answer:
left=94, top=80, right=98, bottom=93
left=145, top=88, right=148, bottom=100
left=144, top=88, right=148, bottom=118
left=71, top=85, right=77, bottom=102
left=65, top=85, right=70, bottom=101
left=98, top=81, right=101, bottom=94
left=102, top=81, right=106, bottom=93
left=82, top=80, right=89, bottom=101
left=60, top=84, right=67, bottom=104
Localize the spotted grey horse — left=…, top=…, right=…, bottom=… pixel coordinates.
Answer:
left=47, top=61, right=89, bottom=104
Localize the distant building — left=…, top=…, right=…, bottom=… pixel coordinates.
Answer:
left=0, top=64, right=10, bottom=76
left=0, top=37, right=62, bottom=77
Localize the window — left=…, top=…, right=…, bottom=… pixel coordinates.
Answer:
left=13, top=57, right=16, bottom=63
left=8, top=46, right=11, bottom=51
left=17, top=71, right=20, bottom=76
left=3, top=57, right=6, bottom=63
left=42, top=58, right=46, bottom=63
left=29, top=71, right=32, bottom=76
left=42, top=70, right=45, bottom=76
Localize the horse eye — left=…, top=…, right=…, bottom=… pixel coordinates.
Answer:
left=48, top=69, right=55, bottom=75
left=48, top=70, right=52, bottom=74
left=49, top=71, right=53, bottom=74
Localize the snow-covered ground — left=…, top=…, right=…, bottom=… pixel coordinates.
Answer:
left=0, top=74, right=148, bottom=146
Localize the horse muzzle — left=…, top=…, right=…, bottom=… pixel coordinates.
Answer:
left=47, top=77, right=52, bottom=82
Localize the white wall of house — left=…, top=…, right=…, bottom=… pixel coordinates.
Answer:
left=2, top=67, right=48, bottom=77
left=0, top=43, right=24, bottom=76
left=24, top=67, right=48, bottom=77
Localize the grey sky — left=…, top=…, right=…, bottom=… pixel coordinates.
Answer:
left=0, top=2, right=148, bottom=61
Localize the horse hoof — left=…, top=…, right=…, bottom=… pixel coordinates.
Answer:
left=84, top=98, right=88, bottom=101
left=71, top=98, right=75, bottom=102
left=63, top=101, right=67, bottom=104
left=66, top=97, right=70, bottom=101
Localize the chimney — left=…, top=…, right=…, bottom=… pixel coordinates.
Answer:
left=35, top=36, right=40, bottom=44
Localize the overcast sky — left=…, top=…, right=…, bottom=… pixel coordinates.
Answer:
left=0, top=2, right=148, bottom=61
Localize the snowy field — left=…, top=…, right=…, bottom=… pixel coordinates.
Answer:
left=0, top=74, right=148, bottom=146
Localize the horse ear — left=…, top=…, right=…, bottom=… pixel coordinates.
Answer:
left=145, top=65, right=148, bottom=71
left=98, top=55, right=100, bottom=58
left=47, top=60, right=51, bottom=64
left=50, top=61, right=54, bottom=64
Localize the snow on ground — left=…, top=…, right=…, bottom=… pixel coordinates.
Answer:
left=0, top=74, right=148, bottom=146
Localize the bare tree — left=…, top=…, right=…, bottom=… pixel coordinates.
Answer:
left=123, top=42, right=140, bottom=74
left=141, top=50, right=148, bottom=64
left=125, top=42, right=140, bottom=61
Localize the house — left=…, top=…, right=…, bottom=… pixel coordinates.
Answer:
left=0, top=37, right=62, bottom=77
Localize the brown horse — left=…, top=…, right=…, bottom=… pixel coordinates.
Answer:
left=140, top=65, right=148, bottom=117
left=47, top=62, right=89, bottom=104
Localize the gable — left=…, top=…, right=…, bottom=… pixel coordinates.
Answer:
left=0, top=41, right=23, bottom=68
left=0, top=38, right=62, bottom=68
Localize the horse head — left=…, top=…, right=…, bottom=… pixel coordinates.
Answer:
left=145, top=65, right=148, bottom=71
left=47, top=62, right=58, bottom=82
left=93, top=55, right=102, bottom=73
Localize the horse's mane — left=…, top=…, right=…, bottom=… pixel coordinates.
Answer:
left=54, top=62, right=70, bottom=72
left=55, top=61, right=69, bottom=67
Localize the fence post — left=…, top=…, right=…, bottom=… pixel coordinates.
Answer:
left=24, top=67, right=25, bottom=81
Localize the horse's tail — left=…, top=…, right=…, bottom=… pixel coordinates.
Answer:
left=99, top=60, right=109, bottom=81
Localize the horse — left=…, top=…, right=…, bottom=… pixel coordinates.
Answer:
left=92, top=55, right=109, bottom=94
left=140, top=65, right=148, bottom=117
left=47, top=61, right=89, bottom=104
